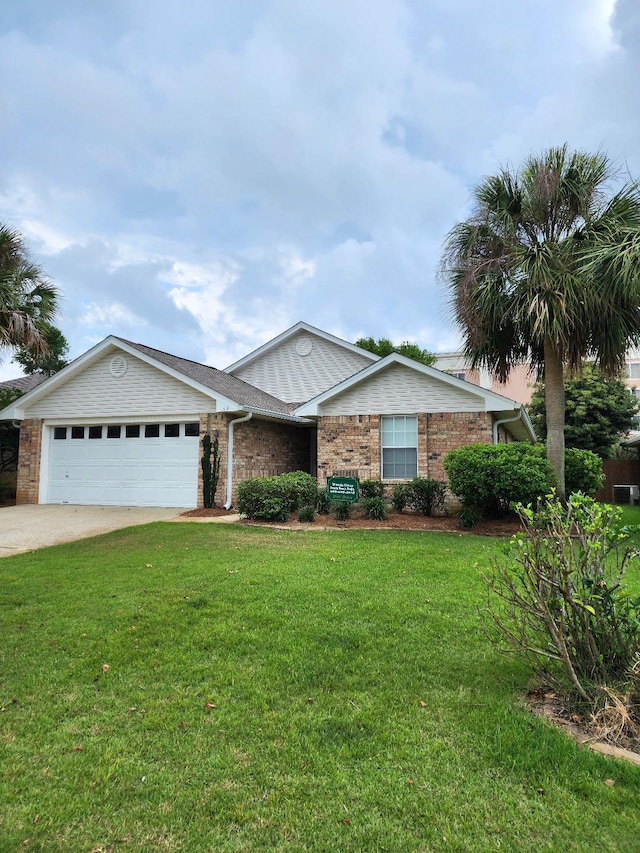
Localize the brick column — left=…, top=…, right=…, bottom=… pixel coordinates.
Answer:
left=16, top=418, right=44, bottom=504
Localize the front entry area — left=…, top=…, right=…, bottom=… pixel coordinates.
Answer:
left=45, top=422, right=200, bottom=507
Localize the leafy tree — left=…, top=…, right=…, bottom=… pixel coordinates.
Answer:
left=441, top=145, right=640, bottom=498
left=14, top=322, right=69, bottom=375
left=355, top=336, right=435, bottom=366
left=528, top=365, right=638, bottom=457
left=0, top=224, right=59, bottom=363
left=0, top=388, right=22, bottom=475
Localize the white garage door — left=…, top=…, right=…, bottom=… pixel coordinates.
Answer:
left=47, top=422, right=200, bottom=507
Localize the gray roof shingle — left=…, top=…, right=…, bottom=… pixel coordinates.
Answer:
left=0, top=373, right=48, bottom=393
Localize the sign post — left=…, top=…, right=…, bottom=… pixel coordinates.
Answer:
left=326, top=476, right=360, bottom=503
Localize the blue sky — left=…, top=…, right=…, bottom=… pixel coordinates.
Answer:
left=0, top=0, right=636, bottom=379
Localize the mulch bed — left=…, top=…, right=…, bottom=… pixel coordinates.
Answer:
left=179, top=507, right=523, bottom=536
left=180, top=507, right=238, bottom=518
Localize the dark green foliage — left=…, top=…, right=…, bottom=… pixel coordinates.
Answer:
left=14, top=322, right=69, bottom=375
left=298, top=505, right=316, bottom=523
left=489, top=494, right=640, bottom=702
left=564, top=448, right=604, bottom=497
left=0, top=224, right=60, bottom=358
left=457, top=504, right=482, bottom=529
left=444, top=443, right=554, bottom=518
left=528, top=365, right=638, bottom=458
left=0, top=388, right=22, bottom=474
left=359, top=479, right=384, bottom=499
left=391, top=482, right=408, bottom=512
left=405, top=477, right=446, bottom=516
left=355, top=336, right=436, bottom=366
left=315, top=486, right=330, bottom=514
left=361, top=496, right=387, bottom=520
left=332, top=500, right=352, bottom=520
left=236, top=471, right=317, bottom=520
left=201, top=432, right=221, bottom=508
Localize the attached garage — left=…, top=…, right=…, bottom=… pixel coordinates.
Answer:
left=45, top=422, right=200, bottom=507
left=2, top=335, right=305, bottom=509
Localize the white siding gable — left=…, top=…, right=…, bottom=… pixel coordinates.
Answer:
left=231, top=331, right=372, bottom=403
left=319, top=363, right=488, bottom=415
left=23, top=349, right=217, bottom=419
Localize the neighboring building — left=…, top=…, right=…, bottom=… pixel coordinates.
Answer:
left=624, top=348, right=640, bottom=432
left=433, top=354, right=535, bottom=405
left=0, top=321, right=535, bottom=508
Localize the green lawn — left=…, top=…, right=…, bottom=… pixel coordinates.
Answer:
left=1, top=522, right=639, bottom=852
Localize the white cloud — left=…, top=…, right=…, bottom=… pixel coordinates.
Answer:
left=0, top=0, right=638, bottom=373
left=81, top=302, right=145, bottom=329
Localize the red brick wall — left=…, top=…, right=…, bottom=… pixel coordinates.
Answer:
left=198, top=414, right=313, bottom=507
left=233, top=417, right=311, bottom=482
left=317, top=411, right=494, bottom=486
left=422, top=412, right=493, bottom=481
left=16, top=418, right=43, bottom=504
left=317, top=415, right=380, bottom=482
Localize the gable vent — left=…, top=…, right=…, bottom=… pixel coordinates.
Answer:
left=109, top=355, right=128, bottom=378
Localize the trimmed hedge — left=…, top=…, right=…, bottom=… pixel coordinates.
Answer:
left=236, top=471, right=318, bottom=521
left=444, top=443, right=555, bottom=518
left=405, top=478, right=446, bottom=516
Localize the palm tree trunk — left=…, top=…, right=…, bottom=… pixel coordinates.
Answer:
left=544, top=337, right=566, bottom=500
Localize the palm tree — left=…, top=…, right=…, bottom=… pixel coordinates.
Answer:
left=440, top=145, right=640, bottom=498
left=0, top=224, right=59, bottom=362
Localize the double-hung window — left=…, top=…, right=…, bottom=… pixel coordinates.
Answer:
left=381, top=415, right=417, bottom=479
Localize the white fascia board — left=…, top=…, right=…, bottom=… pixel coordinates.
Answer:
left=491, top=407, right=537, bottom=443
left=225, top=320, right=380, bottom=372
left=0, top=336, right=242, bottom=421
left=243, top=406, right=314, bottom=425
left=294, top=352, right=527, bottom=417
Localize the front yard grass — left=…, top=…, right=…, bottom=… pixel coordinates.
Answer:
left=1, top=522, right=639, bottom=852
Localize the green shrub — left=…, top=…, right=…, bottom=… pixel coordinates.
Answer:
left=277, top=471, right=319, bottom=509
left=444, top=443, right=554, bottom=518
left=332, top=501, right=352, bottom=521
left=391, top=483, right=408, bottom=512
left=236, top=471, right=317, bottom=520
left=359, top=479, right=384, bottom=499
left=361, top=496, right=387, bottom=520
left=298, top=505, right=316, bottom=523
left=488, top=494, right=640, bottom=703
left=405, top=478, right=446, bottom=516
left=316, top=486, right=330, bottom=515
left=457, top=504, right=482, bottom=529
left=565, top=447, right=604, bottom=497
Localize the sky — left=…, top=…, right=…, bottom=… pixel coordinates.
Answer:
left=0, top=0, right=637, bottom=380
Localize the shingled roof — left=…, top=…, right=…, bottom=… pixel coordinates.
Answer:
left=117, top=338, right=299, bottom=415
left=0, top=373, right=48, bottom=394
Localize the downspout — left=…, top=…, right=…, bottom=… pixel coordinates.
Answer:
left=492, top=409, right=523, bottom=445
left=224, top=411, right=253, bottom=509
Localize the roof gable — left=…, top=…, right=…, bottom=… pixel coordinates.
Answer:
left=226, top=321, right=379, bottom=373
left=226, top=322, right=378, bottom=404
left=294, top=353, right=536, bottom=441
left=0, top=336, right=295, bottom=421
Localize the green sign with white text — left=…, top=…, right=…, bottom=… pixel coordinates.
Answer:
left=326, top=477, right=360, bottom=503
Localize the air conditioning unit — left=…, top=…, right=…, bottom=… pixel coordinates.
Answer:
left=613, top=485, right=640, bottom=505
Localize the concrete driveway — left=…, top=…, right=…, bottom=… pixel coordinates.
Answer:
left=0, top=504, right=180, bottom=557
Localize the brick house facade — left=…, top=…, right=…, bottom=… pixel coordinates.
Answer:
left=2, top=322, right=535, bottom=508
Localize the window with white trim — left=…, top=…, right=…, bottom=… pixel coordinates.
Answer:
left=381, top=415, right=418, bottom=479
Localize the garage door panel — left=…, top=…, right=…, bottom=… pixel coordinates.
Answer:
left=47, top=424, right=199, bottom=507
